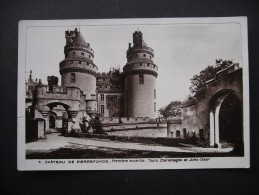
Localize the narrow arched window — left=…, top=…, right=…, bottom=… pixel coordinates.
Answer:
left=176, top=130, right=180, bottom=138
left=70, top=73, right=75, bottom=83
left=139, top=74, right=144, bottom=84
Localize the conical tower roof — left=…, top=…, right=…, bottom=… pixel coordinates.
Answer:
left=73, top=28, right=87, bottom=45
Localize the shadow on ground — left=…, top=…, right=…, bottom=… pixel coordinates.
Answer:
left=26, top=145, right=244, bottom=159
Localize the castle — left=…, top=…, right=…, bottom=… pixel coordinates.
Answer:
left=26, top=28, right=243, bottom=148
left=26, top=28, right=158, bottom=136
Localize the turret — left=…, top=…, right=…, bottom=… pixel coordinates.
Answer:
left=59, top=28, right=98, bottom=100
left=47, top=76, right=58, bottom=92
left=123, top=31, right=158, bottom=118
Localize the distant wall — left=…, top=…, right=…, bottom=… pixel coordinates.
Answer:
left=101, top=117, right=150, bottom=124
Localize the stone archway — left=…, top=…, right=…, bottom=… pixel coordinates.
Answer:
left=44, top=102, right=71, bottom=131
left=209, top=90, right=243, bottom=147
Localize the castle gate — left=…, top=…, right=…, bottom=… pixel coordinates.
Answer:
left=209, top=90, right=242, bottom=147
left=196, top=64, right=243, bottom=147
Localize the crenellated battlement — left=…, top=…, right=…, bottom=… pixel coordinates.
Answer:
left=36, top=84, right=83, bottom=100
left=194, top=63, right=241, bottom=97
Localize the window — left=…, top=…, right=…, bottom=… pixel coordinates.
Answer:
left=135, top=54, right=138, bottom=57
left=147, top=64, right=150, bottom=67
left=73, top=51, right=75, bottom=55
left=183, top=128, right=187, bottom=138
left=100, top=94, right=104, bottom=101
left=70, top=73, right=75, bottom=83
left=81, top=52, right=84, bottom=56
left=89, top=55, right=91, bottom=58
left=143, top=54, right=146, bottom=57
left=154, top=102, right=156, bottom=112
left=154, top=89, right=156, bottom=99
left=100, top=105, right=104, bottom=113
left=139, top=74, right=144, bottom=84
left=150, top=56, right=152, bottom=59
left=79, top=61, right=81, bottom=64
left=87, top=63, right=89, bottom=66
left=140, top=63, right=142, bottom=66
left=176, top=130, right=180, bottom=138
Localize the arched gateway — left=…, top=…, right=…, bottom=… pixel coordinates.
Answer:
left=179, top=63, right=243, bottom=149
left=209, top=90, right=243, bottom=147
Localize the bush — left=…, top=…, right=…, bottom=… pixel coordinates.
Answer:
left=196, top=140, right=211, bottom=148
left=184, top=131, right=199, bottom=145
left=69, top=129, right=82, bottom=137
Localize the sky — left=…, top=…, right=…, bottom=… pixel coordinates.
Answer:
left=25, top=21, right=242, bottom=111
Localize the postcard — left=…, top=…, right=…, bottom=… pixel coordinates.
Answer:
left=17, top=17, right=249, bottom=170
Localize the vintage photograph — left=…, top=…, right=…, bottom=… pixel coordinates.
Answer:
left=17, top=17, right=249, bottom=170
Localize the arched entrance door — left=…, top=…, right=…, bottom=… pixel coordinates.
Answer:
left=209, top=90, right=243, bottom=147
left=219, top=94, right=242, bottom=144
left=49, top=113, right=56, bottom=129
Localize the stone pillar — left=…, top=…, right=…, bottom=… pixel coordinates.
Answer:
left=214, top=106, right=221, bottom=148
left=67, top=119, right=74, bottom=134
left=67, top=110, right=80, bottom=133
left=209, top=110, right=215, bottom=146
left=34, top=118, right=46, bottom=139
left=38, top=106, right=50, bottom=131
left=44, top=117, right=49, bottom=131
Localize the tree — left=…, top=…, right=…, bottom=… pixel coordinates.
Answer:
left=159, top=100, right=182, bottom=118
left=92, top=114, right=104, bottom=134
left=189, top=59, right=233, bottom=97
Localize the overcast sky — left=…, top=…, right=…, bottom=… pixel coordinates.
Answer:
left=25, top=21, right=242, bottom=110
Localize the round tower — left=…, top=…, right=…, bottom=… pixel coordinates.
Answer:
left=123, top=31, right=158, bottom=118
left=59, top=27, right=98, bottom=100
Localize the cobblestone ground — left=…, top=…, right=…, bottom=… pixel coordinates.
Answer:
left=26, top=133, right=236, bottom=159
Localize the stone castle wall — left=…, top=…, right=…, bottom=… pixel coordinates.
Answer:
left=61, top=72, right=96, bottom=99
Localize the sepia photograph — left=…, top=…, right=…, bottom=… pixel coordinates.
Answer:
left=17, top=17, right=249, bottom=170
